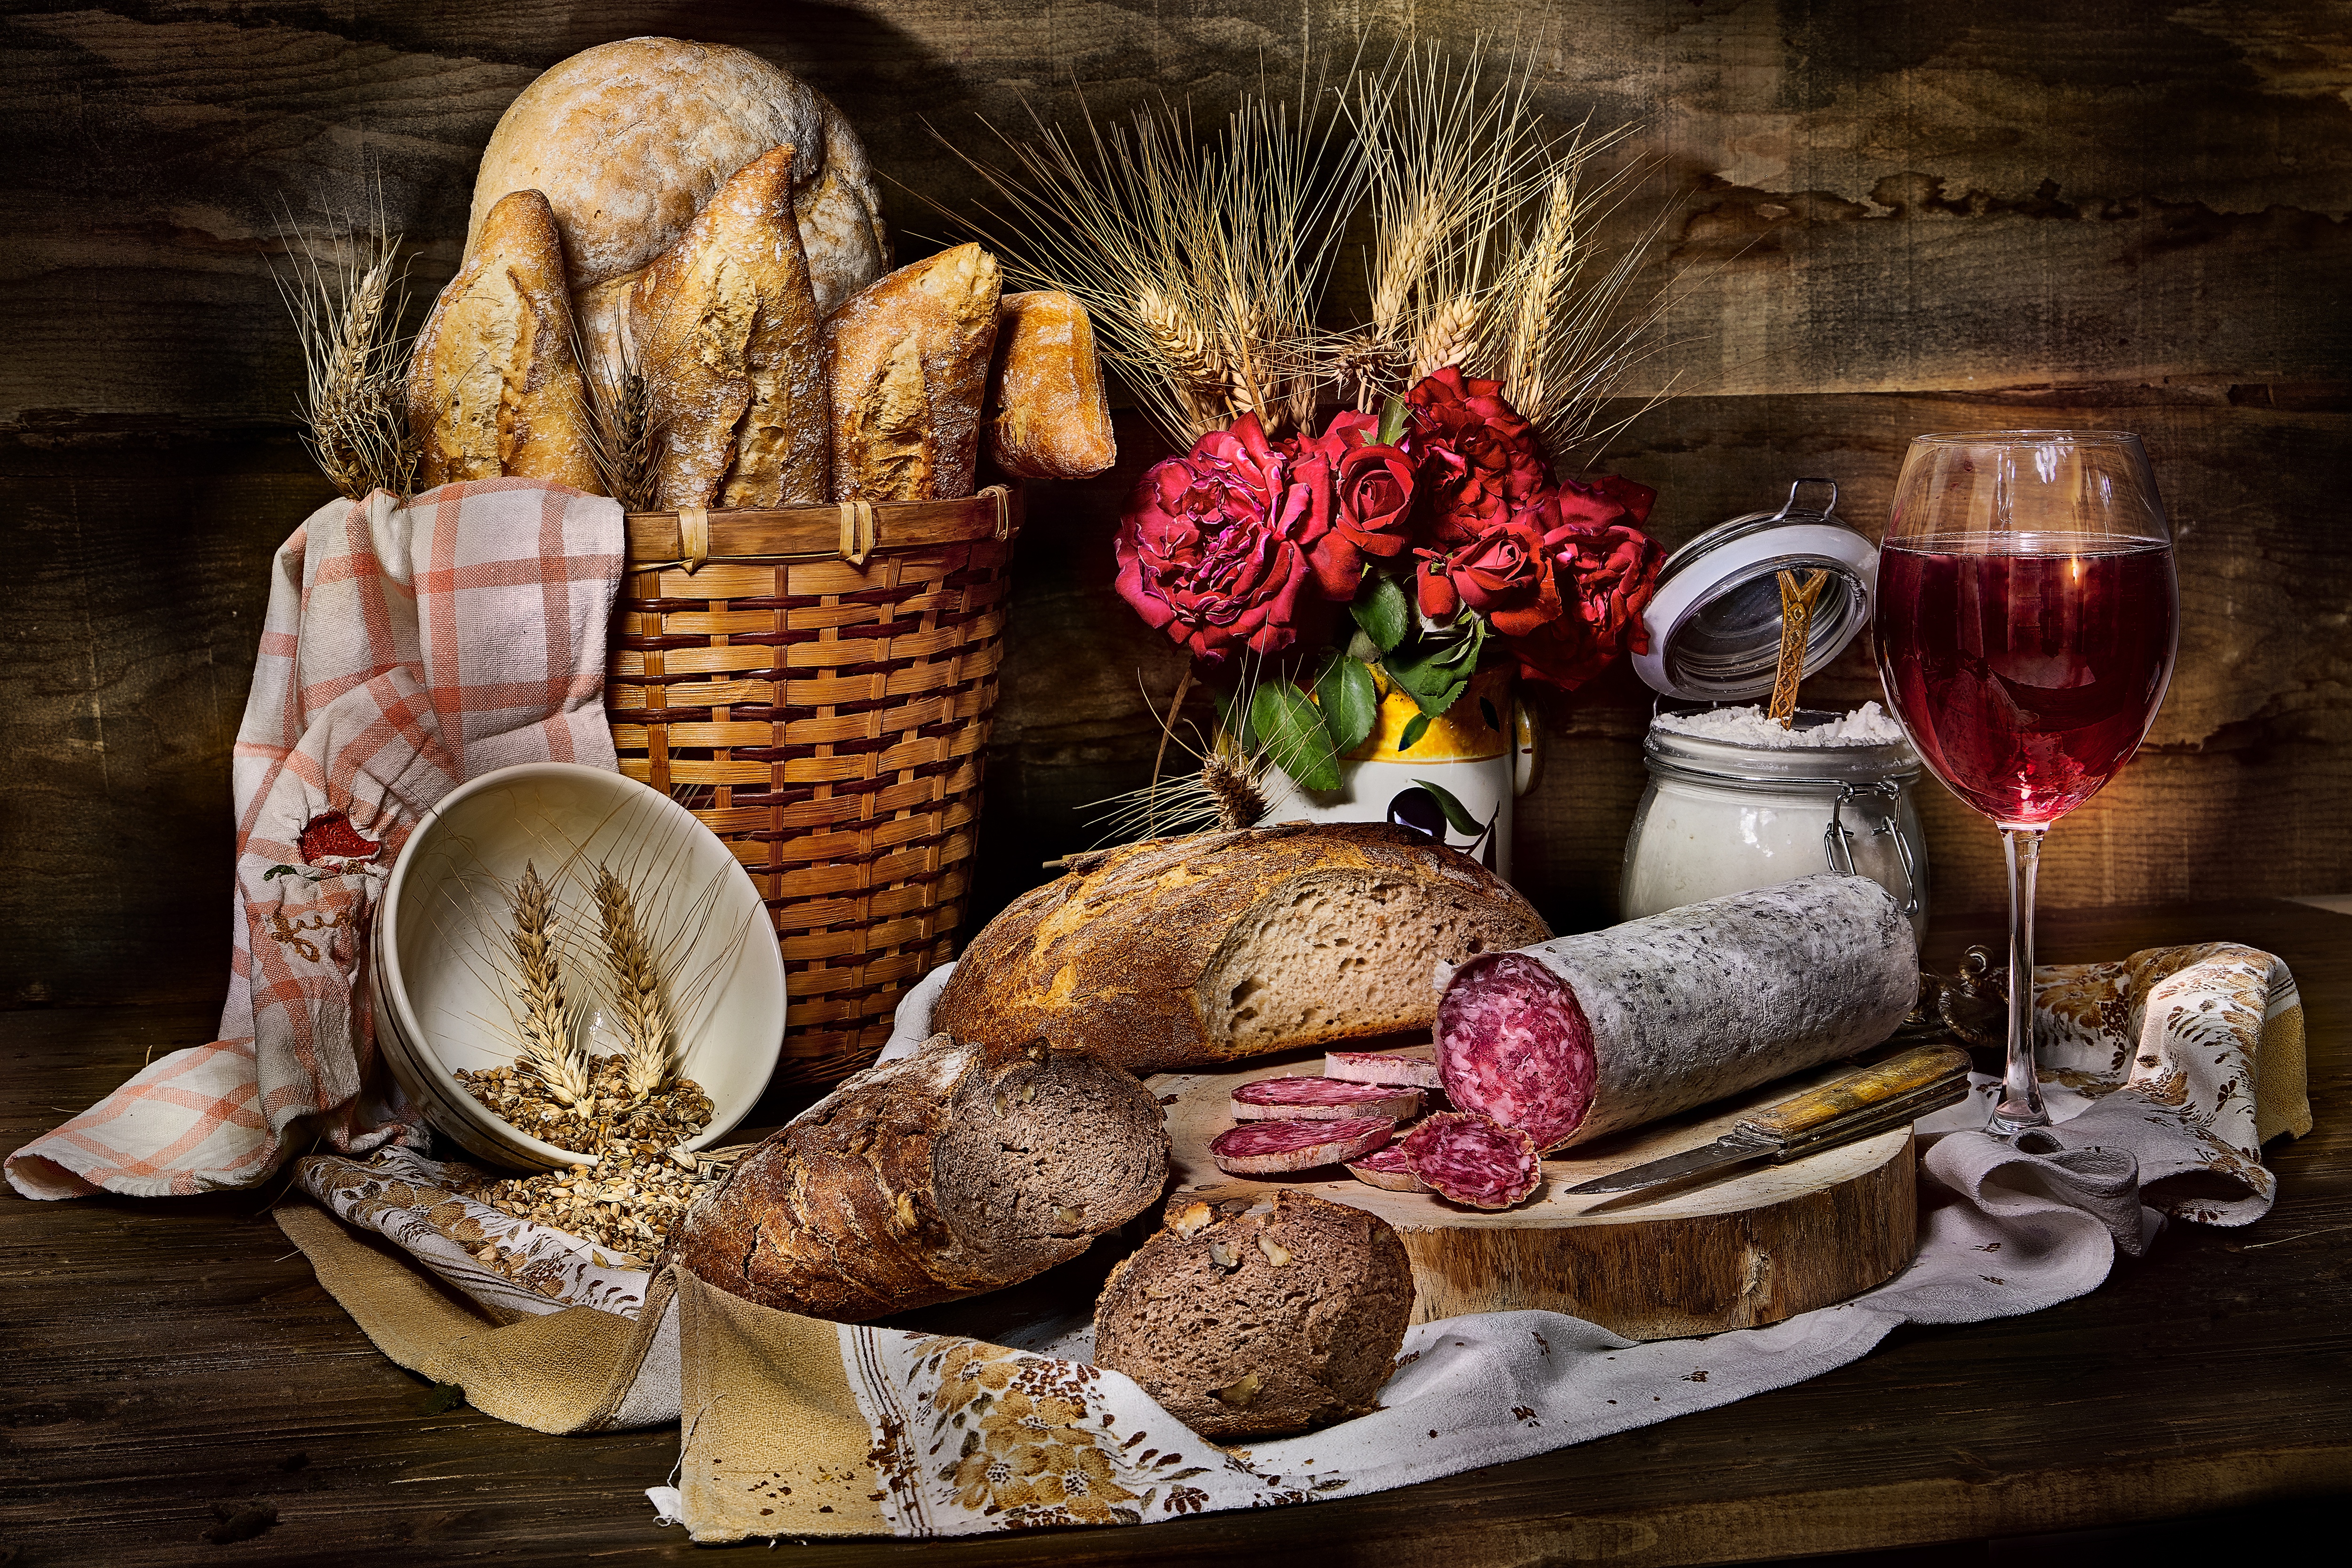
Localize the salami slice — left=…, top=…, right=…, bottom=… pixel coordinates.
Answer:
left=1231, top=1076, right=1422, bottom=1122
left=1399, top=1111, right=1539, bottom=1209
left=1435, top=875, right=1917, bottom=1152
left=1343, top=1141, right=1429, bottom=1193
left=1323, top=1051, right=1444, bottom=1090
left=1208, top=1117, right=1394, bottom=1175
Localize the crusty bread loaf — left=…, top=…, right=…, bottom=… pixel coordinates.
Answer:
left=630, top=146, right=828, bottom=510
left=663, top=1035, right=1168, bottom=1323
left=826, top=244, right=1001, bottom=501
left=467, top=38, right=888, bottom=382
left=1095, top=1191, right=1414, bottom=1440
left=933, top=824, right=1551, bottom=1075
left=983, top=291, right=1116, bottom=480
left=406, top=188, right=600, bottom=493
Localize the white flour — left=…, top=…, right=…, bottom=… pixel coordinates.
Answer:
left=1652, top=700, right=1907, bottom=748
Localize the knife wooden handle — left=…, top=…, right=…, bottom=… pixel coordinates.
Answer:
left=1737, top=1043, right=1971, bottom=1141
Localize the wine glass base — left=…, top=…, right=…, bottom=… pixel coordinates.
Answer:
left=1984, top=1114, right=2064, bottom=1155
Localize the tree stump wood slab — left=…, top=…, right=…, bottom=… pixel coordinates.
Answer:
left=1155, top=1045, right=1918, bottom=1340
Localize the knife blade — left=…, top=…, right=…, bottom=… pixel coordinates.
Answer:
left=1561, top=1043, right=1972, bottom=1197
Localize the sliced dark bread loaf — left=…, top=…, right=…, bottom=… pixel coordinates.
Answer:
left=664, top=1034, right=1168, bottom=1321
left=1093, top=1190, right=1414, bottom=1440
left=935, top=823, right=1549, bottom=1074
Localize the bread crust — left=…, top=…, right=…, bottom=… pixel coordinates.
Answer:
left=825, top=244, right=1002, bottom=501
left=1095, top=1190, right=1414, bottom=1440
left=984, top=291, right=1116, bottom=480
left=662, top=1035, right=1169, bottom=1322
left=406, top=188, right=599, bottom=493
left=467, top=36, right=887, bottom=375
left=630, top=146, right=829, bottom=510
left=933, top=824, right=1551, bottom=1075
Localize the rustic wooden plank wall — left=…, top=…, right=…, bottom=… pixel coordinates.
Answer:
left=2, top=0, right=2345, bottom=1012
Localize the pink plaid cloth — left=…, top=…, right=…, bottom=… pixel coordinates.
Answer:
left=7, top=480, right=622, bottom=1200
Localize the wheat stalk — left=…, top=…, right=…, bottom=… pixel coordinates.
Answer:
left=578, top=327, right=658, bottom=511
left=1502, top=170, right=1575, bottom=412
left=507, top=863, right=591, bottom=1106
left=272, top=195, right=418, bottom=501
left=592, top=865, right=674, bottom=1101
left=1412, top=294, right=1484, bottom=380
left=1137, top=286, right=1233, bottom=435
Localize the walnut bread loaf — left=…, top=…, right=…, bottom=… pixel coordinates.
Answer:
left=663, top=1034, right=1168, bottom=1322
left=1094, top=1191, right=1414, bottom=1440
left=933, top=824, right=1550, bottom=1075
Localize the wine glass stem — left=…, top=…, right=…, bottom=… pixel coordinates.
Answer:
left=1990, top=825, right=2051, bottom=1135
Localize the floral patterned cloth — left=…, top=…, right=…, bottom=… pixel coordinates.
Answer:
left=282, top=938, right=2306, bottom=1541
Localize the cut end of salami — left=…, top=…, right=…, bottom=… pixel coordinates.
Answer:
left=1232, top=1075, right=1423, bottom=1122
left=1343, top=1141, right=1429, bottom=1193
left=1209, top=1117, right=1394, bottom=1175
left=1400, top=1111, right=1541, bottom=1210
left=1434, top=954, right=1594, bottom=1153
left=1323, top=1051, right=1444, bottom=1090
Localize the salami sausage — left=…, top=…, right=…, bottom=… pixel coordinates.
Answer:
left=1343, top=1141, right=1429, bottom=1193
left=1209, top=1117, right=1393, bottom=1175
left=1232, top=1076, right=1422, bottom=1122
left=1399, top=1111, right=1539, bottom=1209
left=1323, top=1051, right=1444, bottom=1090
left=1435, top=875, right=1917, bottom=1152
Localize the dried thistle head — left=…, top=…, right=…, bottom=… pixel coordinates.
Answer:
left=507, top=861, right=591, bottom=1107
left=592, top=864, right=674, bottom=1102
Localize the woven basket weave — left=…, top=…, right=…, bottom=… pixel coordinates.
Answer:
left=605, top=486, right=1020, bottom=1089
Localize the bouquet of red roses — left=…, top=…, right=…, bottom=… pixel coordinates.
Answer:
left=1114, top=367, right=1663, bottom=790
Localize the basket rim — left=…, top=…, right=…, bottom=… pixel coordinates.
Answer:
left=624, top=485, right=1023, bottom=569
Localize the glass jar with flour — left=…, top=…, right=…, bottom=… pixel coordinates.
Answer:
left=1621, top=478, right=1929, bottom=935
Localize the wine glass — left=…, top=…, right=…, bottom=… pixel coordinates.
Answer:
left=1875, top=432, right=2179, bottom=1137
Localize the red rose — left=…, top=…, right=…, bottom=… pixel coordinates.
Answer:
left=1402, top=367, right=1555, bottom=547
left=1506, top=517, right=1665, bottom=690
left=1415, top=497, right=1565, bottom=637
left=1286, top=411, right=1418, bottom=599
left=1115, top=414, right=1327, bottom=660
left=1575, top=471, right=1657, bottom=527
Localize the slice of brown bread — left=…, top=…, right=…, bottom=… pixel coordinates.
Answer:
left=933, top=824, right=1550, bottom=1075
left=1094, top=1190, right=1414, bottom=1440
left=662, top=1034, right=1168, bottom=1322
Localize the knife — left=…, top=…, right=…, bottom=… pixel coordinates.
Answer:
left=1561, top=1043, right=1973, bottom=1197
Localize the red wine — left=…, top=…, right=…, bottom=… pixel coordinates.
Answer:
left=1876, top=539, right=2177, bottom=828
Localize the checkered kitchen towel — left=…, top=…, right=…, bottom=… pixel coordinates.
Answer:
left=7, top=479, right=622, bottom=1200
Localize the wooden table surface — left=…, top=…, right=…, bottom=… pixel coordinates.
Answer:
left=3, top=899, right=2347, bottom=1566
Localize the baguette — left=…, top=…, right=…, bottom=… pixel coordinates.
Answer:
left=630, top=145, right=828, bottom=510
left=825, top=244, right=1001, bottom=501
left=933, top=823, right=1551, bottom=1075
left=662, top=1034, right=1168, bottom=1322
left=405, top=189, right=600, bottom=493
left=983, top=290, right=1116, bottom=480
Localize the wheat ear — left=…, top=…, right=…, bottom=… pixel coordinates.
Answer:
left=508, top=863, right=591, bottom=1106
left=1412, top=295, right=1484, bottom=381
left=1504, top=172, right=1575, bottom=414
left=584, top=365, right=657, bottom=512
left=1371, top=193, right=1445, bottom=337
left=593, top=865, right=674, bottom=1101
left=1136, top=286, right=1231, bottom=434
left=277, top=219, right=417, bottom=501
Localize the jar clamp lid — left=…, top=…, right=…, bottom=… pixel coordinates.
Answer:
left=1633, top=478, right=1876, bottom=701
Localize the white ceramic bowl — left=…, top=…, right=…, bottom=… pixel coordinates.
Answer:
left=373, top=762, right=784, bottom=1171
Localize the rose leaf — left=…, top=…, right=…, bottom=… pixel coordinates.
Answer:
left=1351, top=573, right=1412, bottom=653
left=1399, top=713, right=1433, bottom=752
left=1314, top=656, right=1380, bottom=756
left=1251, top=681, right=1342, bottom=792
left=1377, top=393, right=1409, bottom=448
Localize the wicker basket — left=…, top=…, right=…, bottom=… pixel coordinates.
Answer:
left=605, top=486, right=1021, bottom=1089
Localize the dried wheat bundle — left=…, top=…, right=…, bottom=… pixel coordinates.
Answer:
left=505, top=861, right=593, bottom=1106
left=271, top=199, right=417, bottom=501
left=943, top=60, right=1366, bottom=447
left=592, top=864, right=675, bottom=1101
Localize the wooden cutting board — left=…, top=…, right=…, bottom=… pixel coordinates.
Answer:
left=1152, top=1044, right=1918, bottom=1341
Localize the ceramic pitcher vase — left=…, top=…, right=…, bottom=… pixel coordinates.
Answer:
left=1272, top=666, right=1536, bottom=882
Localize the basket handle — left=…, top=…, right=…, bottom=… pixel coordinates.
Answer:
left=838, top=500, right=879, bottom=566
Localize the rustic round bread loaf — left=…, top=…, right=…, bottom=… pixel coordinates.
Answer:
left=1094, top=1190, right=1414, bottom=1440
left=933, top=824, right=1550, bottom=1075
left=467, top=38, right=888, bottom=373
left=662, top=1035, right=1168, bottom=1322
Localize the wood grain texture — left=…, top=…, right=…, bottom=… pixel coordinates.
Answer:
left=1, top=0, right=2346, bottom=1007
left=3, top=900, right=2347, bottom=1565
left=1159, top=1050, right=1919, bottom=1337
